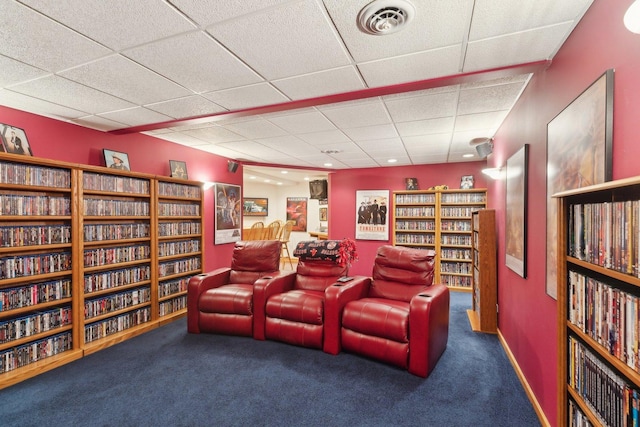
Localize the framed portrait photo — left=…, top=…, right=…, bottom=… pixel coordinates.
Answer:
left=169, top=160, right=188, bottom=179
left=103, top=149, right=131, bottom=171
left=0, top=124, right=33, bottom=156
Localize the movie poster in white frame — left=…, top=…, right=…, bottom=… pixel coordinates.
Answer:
left=355, top=190, right=389, bottom=241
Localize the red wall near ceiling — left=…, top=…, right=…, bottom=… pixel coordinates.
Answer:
left=0, top=105, right=242, bottom=270
left=485, top=0, right=640, bottom=424
left=330, top=162, right=488, bottom=277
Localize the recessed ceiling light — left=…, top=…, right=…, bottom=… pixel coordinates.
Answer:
left=264, top=179, right=271, bottom=183
left=249, top=176, right=256, bottom=179
left=281, top=170, right=288, bottom=174
left=324, top=163, right=333, bottom=167
left=304, top=177, right=310, bottom=181
left=463, top=153, right=474, bottom=158
left=388, top=159, right=397, bottom=163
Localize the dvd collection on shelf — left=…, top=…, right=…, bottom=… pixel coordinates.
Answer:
left=393, top=188, right=486, bottom=291
left=0, top=155, right=203, bottom=388
left=556, top=177, right=640, bottom=426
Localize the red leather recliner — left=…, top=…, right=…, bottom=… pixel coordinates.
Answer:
left=261, top=256, right=369, bottom=355
left=187, top=240, right=293, bottom=337
left=340, top=245, right=449, bottom=377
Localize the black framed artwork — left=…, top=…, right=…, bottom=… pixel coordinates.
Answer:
left=505, top=145, right=529, bottom=278
left=545, top=69, right=614, bottom=298
left=0, top=124, right=33, bottom=156
left=169, top=160, right=188, bottom=179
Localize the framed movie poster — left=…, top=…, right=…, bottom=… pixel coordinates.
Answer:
left=215, top=183, right=241, bottom=244
left=505, top=145, right=529, bottom=278
left=0, top=124, right=33, bottom=156
left=243, top=197, right=268, bottom=217
left=545, top=69, right=613, bottom=298
left=355, top=190, right=389, bottom=241
left=286, top=197, right=307, bottom=231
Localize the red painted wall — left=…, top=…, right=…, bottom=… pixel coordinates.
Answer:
left=330, top=162, right=488, bottom=276
left=487, top=0, right=640, bottom=424
left=0, top=105, right=242, bottom=269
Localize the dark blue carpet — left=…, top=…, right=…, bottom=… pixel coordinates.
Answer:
left=0, top=292, right=540, bottom=426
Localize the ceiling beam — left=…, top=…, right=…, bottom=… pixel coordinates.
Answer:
left=110, top=60, right=551, bottom=135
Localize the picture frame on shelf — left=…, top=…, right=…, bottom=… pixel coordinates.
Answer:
left=243, top=197, right=268, bottom=217
left=505, top=145, right=529, bottom=278
left=355, top=190, right=389, bottom=241
left=545, top=69, right=614, bottom=299
left=405, top=177, right=419, bottom=190
left=215, top=183, right=241, bottom=244
left=460, top=175, right=474, bottom=189
left=0, top=124, right=33, bottom=156
left=169, top=160, right=188, bottom=179
left=103, top=149, right=130, bottom=171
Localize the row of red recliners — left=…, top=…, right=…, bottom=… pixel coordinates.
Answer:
left=187, top=240, right=450, bottom=378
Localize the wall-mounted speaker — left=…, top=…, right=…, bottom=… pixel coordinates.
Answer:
left=227, top=161, right=239, bottom=173
left=475, top=142, right=493, bottom=158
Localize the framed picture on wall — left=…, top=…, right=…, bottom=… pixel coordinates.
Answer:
left=169, top=160, right=188, bottom=179
left=319, top=207, right=328, bottom=221
left=355, top=190, right=389, bottom=241
left=215, top=183, right=241, bottom=244
left=545, top=69, right=613, bottom=299
left=505, top=145, right=529, bottom=278
left=0, top=124, right=33, bottom=156
left=243, top=197, right=268, bottom=217
left=103, top=149, right=130, bottom=171
left=286, top=197, right=308, bottom=231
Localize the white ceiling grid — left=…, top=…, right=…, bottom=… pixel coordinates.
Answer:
left=0, top=0, right=593, bottom=175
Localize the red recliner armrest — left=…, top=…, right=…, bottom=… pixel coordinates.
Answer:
left=186, top=267, right=231, bottom=333
left=252, top=271, right=297, bottom=340
left=408, top=283, right=450, bottom=377
left=323, top=276, right=371, bottom=355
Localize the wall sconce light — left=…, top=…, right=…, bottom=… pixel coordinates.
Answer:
left=625, top=0, right=640, bottom=33
left=481, top=167, right=504, bottom=180
left=202, top=181, right=215, bottom=190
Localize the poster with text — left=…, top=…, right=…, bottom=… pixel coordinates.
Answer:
left=215, top=183, right=242, bottom=244
left=355, top=190, right=389, bottom=241
left=286, top=197, right=308, bottom=231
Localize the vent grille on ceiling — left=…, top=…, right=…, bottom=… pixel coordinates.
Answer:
left=357, top=0, right=415, bottom=35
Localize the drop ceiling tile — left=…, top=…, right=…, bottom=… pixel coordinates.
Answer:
left=464, top=23, right=575, bottom=72
left=169, top=0, right=291, bottom=26
left=454, top=111, right=509, bottom=131
left=182, top=126, right=245, bottom=143
left=358, top=45, right=462, bottom=88
left=469, top=0, right=593, bottom=41
left=98, top=107, right=173, bottom=127
left=0, top=89, right=87, bottom=120
left=19, top=0, right=196, bottom=51
left=409, top=155, right=449, bottom=164
left=457, top=82, right=525, bottom=115
left=385, top=91, right=459, bottom=122
left=403, top=134, right=452, bottom=149
left=0, top=56, right=49, bottom=86
left=151, top=132, right=211, bottom=146
left=297, top=130, right=351, bottom=146
left=320, top=101, right=392, bottom=129
left=396, top=117, right=455, bottom=137
left=59, top=55, right=191, bottom=105
left=9, top=75, right=135, bottom=114
left=207, top=1, right=351, bottom=80
left=272, top=66, right=365, bottom=100
left=202, top=83, right=290, bottom=110
left=218, top=140, right=276, bottom=156
left=223, top=119, right=289, bottom=139
left=323, top=0, right=472, bottom=62
left=0, top=2, right=110, bottom=72
left=342, top=124, right=399, bottom=141
left=253, top=135, right=307, bottom=149
left=146, top=96, right=227, bottom=119
left=71, top=115, right=128, bottom=131
left=356, top=137, right=404, bottom=151
left=268, top=111, right=336, bottom=134
left=124, top=31, right=262, bottom=93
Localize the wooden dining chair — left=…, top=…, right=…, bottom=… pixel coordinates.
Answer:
left=279, top=220, right=295, bottom=269
left=263, top=220, right=282, bottom=240
left=247, top=221, right=264, bottom=240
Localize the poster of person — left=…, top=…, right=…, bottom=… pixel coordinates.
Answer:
left=0, top=124, right=33, bottom=156
left=286, top=197, right=307, bottom=232
left=355, top=190, right=389, bottom=241
left=215, top=183, right=242, bottom=244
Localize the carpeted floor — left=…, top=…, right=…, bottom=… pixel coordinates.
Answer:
left=0, top=292, right=540, bottom=426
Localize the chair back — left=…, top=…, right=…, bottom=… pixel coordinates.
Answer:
left=370, top=245, right=435, bottom=302
left=229, top=240, right=281, bottom=283
left=279, top=220, right=294, bottom=242
left=294, top=259, right=346, bottom=292
left=248, top=221, right=264, bottom=240
left=263, top=220, right=282, bottom=240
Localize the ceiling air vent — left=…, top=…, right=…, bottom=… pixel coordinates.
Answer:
left=357, top=0, right=415, bottom=36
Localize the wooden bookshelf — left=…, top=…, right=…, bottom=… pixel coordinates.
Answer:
left=467, top=209, right=497, bottom=334
left=554, top=176, right=640, bottom=426
left=392, top=188, right=487, bottom=291
left=0, top=154, right=204, bottom=389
